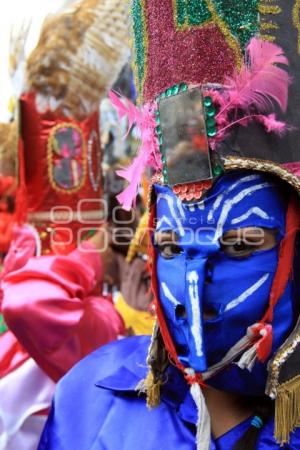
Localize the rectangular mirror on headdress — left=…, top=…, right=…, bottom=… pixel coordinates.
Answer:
left=158, top=87, right=212, bottom=186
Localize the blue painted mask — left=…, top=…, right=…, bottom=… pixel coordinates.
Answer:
left=153, top=171, right=295, bottom=395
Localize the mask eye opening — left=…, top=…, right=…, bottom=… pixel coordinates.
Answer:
left=175, top=304, right=187, bottom=320
left=220, top=227, right=278, bottom=259
left=154, top=230, right=183, bottom=259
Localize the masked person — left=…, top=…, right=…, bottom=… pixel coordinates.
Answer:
left=38, top=1, right=300, bottom=449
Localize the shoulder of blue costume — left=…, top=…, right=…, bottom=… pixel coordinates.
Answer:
left=38, top=336, right=151, bottom=450
left=38, top=335, right=198, bottom=450
left=60, top=335, right=151, bottom=392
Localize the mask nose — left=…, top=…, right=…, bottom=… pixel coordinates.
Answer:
left=184, top=259, right=208, bottom=372
left=183, top=239, right=219, bottom=372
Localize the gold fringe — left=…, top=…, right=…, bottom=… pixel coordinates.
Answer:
left=136, top=324, right=169, bottom=409
left=140, top=370, right=163, bottom=409
left=275, top=374, right=300, bottom=445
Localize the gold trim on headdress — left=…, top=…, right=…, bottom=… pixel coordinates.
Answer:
left=223, top=156, right=300, bottom=194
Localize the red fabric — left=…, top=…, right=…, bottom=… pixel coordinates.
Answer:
left=149, top=204, right=184, bottom=372
left=0, top=176, right=17, bottom=255
left=0, top=176, right=16, bottom=197
left=0, top=212, right=15, bottom=254
left=263, top=197, right=300, bottom=323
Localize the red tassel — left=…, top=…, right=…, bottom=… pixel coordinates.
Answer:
left=184, top=372, right=205, bottom=386
left=250, top=323, right=273, bottom=362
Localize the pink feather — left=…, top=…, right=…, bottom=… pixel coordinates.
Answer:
left=257, top=113, right=287, bottom=135
left=282, top=162, right=300, bottom=177
left=221, top=38, right=290, bottom=115
left=108, top=91, right=128, bottom=119
left=109, top=90, right=161, bottom=210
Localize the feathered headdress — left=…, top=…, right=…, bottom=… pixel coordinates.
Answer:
left=110, top=38, right=291, bottom=210
left=26, top=0, right=130, bottom=120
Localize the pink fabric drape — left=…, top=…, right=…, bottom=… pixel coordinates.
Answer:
left=1, top=226, right=125, bottom=382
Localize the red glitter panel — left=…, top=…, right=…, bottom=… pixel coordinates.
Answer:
left=143, top=0, right=238, bottom=102
left=20, top=92, right=102, bottom=214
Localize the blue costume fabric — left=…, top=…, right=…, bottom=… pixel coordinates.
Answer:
left=39, top=336, right=300, bottom=450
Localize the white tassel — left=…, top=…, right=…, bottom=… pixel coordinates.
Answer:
left=236, top=345, right=257, bottom=371
left=185, top=369, right=211, bottom=450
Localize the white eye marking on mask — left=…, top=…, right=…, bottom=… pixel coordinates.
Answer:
left=184, top=201, right=205, bottom=212
left=227, top=175, right=261, bottom=193
left=161, top=282, right=180, bottom=306
left=208, top=194, right=223, bottom=222
left=187, top=204, right=196, bottom=212
left=208, top=175, right=261, bottom=222
left=176, top=197, right=185, bottom=218
left=156, top=216, right=173, bottom=231
left=231, top=207, right=269, bottom=225
left=187, top=271, right=204, bottom=357
left=224, top=273, right=270, bottom=312
left=157, top=193, right=185, bottom=236
left=214, top=183, right=273, bottom=241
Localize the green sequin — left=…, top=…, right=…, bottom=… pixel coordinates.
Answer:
left=213, top=165, right=223, bottom=176
left=132, top=0, right=146, bottom=97
left=204, top=96, right=213, bottom=107
left=180, top=83, right=188, bottom=92
left=206, top=106, right=216, bottom=117
left=206, top=117, right=216, bottom=128
left=172, top=85, right=180, bottom=95
left=0, top=314, right=8, bottom=335
left=207, top=127, right=217, bottom=137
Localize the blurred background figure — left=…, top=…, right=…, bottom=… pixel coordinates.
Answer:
left=0, top=123, right=17, bottom=267
left=0, top=0, right=132, bottom=448
left=114, top=210, right=155, bottom=336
